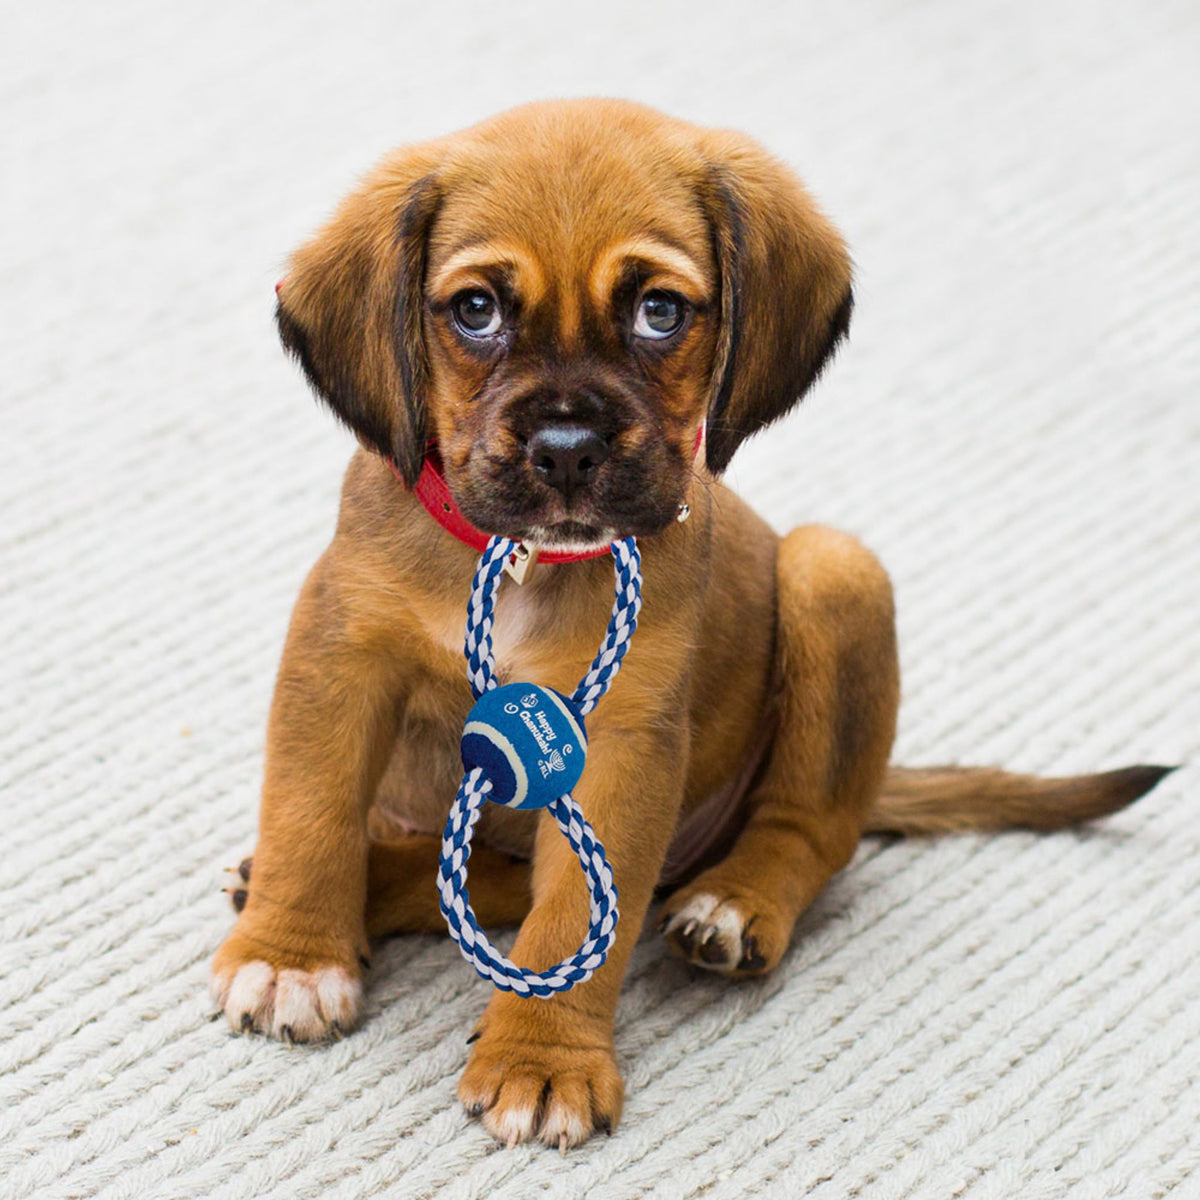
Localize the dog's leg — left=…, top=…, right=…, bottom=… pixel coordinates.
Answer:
left=210, top=558, right=402, bottom=1041
left=458, top=725, right=687, bottom=1149
left=226, top=837, right=532, bottom=938
left=661, top=525, right=899, bottom=975
left=366, top=837, right=532, bottom=936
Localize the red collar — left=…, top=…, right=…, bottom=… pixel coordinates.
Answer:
left=387, top=424, right=704, bottom=566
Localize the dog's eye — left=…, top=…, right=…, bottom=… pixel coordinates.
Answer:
left=633, top=290, right=685, bottom=340
left=452, top=290, right=503, bottom=337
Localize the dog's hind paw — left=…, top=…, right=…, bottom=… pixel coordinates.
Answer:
left=657, top=882, right=784, bottom=976
left=221, top=857, right=253, bottom=913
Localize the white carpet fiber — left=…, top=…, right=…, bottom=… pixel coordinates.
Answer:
left=3, top=2, right=1198, bottom=1196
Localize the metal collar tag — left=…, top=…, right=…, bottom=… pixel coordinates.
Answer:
left=502, top=543, right=537, bottom=585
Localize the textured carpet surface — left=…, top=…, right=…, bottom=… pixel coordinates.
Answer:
left=3, top=2, right=1198, bottom=1197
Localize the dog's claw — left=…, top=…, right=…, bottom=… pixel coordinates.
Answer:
left=223, top=861, right=252, bottom=913
left=737, top=934, right=767, bottom=972
left=675, top=919, right=699, bottom=954
left=240, top=1012, right=254, bottom=1033
left=698, top=927, right=726, bottom=964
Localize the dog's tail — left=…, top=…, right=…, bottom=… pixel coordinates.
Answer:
left=864, top=764, right=1176, bottom=836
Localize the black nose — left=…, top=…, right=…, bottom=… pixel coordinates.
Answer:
left=527, top=424, right=609, bottom=496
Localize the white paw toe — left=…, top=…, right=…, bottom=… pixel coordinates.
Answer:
left=223, top=960, right=276, bottom=1031
left=484, top=1103, right=540, bottom=1148
left=539, top=1100, right=590, bottom=1151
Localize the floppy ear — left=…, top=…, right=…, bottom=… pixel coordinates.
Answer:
left=698, top=132, right=854, bottom=474
left=275, top=148, right=442, bottom=485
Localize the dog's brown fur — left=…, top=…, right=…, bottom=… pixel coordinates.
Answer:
left=211, top=99, right=1171, bottom=1149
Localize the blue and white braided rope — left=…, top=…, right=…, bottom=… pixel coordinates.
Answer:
left=438, top=536, right=642, bottom=996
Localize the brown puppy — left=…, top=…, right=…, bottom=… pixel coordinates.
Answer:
left=210, top=99, right=1170, bottom=1149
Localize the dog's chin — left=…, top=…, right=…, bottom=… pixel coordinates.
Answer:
left=520, top=520, right=618, bottom=554
left=498, top=505, right=684, bottom=550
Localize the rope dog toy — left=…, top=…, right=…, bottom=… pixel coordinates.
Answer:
left=437, top=535, right=642, bottom=996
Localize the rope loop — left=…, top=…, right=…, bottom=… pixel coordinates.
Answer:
left=438, top=537, right=641, bottom=996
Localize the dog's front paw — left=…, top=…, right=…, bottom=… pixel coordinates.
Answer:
left=458, top=1024, right=623, bottom=1149
left=210, top=926, right=364, bottom=1043
left=658, top=877, right=787, bottom=976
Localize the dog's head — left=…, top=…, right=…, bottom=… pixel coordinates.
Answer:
left=276, top=100, right=852, bottom=550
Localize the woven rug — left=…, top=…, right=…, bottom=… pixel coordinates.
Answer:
left=3, top=2, right=1197, bottom=1196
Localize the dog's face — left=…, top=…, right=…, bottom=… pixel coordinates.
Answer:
left=417, top=134, right=718, bottom=548
left=277, top=100, right=853, bottom=548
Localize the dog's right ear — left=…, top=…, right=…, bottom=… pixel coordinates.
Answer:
left=275, top=148, right=443, bottom=485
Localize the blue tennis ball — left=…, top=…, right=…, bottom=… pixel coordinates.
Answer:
left=460, top=683, right=588, bottom=809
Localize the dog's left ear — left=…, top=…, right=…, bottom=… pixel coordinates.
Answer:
left=697, top=131, right=853, bottom=474
left=274, top=146, right=443, bottom=485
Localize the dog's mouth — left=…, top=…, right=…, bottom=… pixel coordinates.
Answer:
left=497, top=487, right=623, bottom=550
left=461, top=485, right=682, bottom=549
left=442, top=441, right=687, bottom=549
left=466, top=481, right=625, bottom=549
